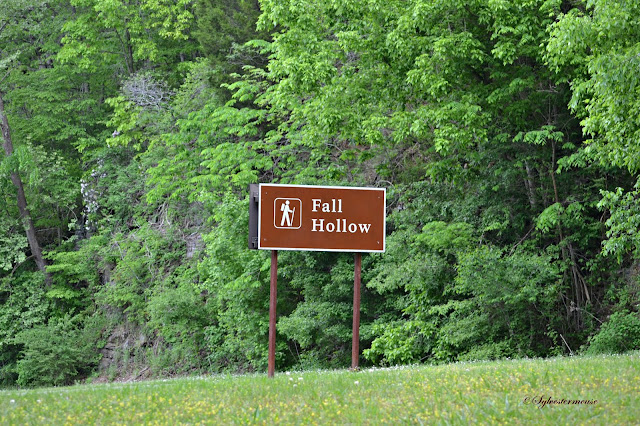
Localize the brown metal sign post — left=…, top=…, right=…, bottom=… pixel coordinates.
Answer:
left=268, top=250, right=277, bottom=378
left=352, top=252, right=362, bottom=369
left=249, top=184, right=385, bottom=376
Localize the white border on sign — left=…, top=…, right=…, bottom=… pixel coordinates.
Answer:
left=257, top=183, right=386, bottom=253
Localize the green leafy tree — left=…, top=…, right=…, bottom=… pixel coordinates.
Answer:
left=548, top=0, right=640, bottom=261
left=60, top=0, right=198, bottom=77
left=1, top=0, right=64, bottom=283
left=195, top=0, right=265, bottom=62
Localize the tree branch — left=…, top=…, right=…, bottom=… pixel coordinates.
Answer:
left=0, top=69, right=11, bottom=85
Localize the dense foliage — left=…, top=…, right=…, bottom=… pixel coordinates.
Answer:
left=1, top=0, right=639, bottom=386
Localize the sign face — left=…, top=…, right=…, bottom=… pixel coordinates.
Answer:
left=257, top=184, right=386, bottom=252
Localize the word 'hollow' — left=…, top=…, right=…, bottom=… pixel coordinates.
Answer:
left=312, top=218, right=371, bottom=233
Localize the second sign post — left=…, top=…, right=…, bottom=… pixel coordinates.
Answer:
left=249, top=184, right=386, bottom=376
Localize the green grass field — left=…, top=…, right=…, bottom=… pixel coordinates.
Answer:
left=2, top=353, right=638, bottom=424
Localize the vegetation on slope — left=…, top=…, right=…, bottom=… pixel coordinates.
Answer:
left=1, top=0, right=640, bottom=386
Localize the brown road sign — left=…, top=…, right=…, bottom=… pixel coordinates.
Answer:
left=257, top=184, right=386, bottom=252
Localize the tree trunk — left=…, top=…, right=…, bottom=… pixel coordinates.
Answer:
left=0, top=89, right=52, bottom=285
left=523, top=160, right=537, bottom=210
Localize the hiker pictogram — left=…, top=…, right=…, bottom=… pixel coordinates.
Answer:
left=274, top=198, right=301, bottom=229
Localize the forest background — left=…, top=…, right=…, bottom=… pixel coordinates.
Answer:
left=2, top=0, right=640, bottom=387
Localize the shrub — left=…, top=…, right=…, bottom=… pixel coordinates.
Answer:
left=0, top=271, right=50, bottom=386
left=586, top=311, right=640, bottom=355
left=14, top=315, right=100, bottom=387
left=146, top=282, right=211, bottom=374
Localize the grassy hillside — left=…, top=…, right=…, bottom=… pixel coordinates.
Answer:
left=2, top=353, right=638, bottom=424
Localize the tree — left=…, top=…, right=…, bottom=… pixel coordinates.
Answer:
left=245, top=0, right=614, bottom=360
left=0, top=0, right=53, bottom=284
left=195, top=0, right=265, bottom=62
left=0, top=92, right=48, bottom=282
left=59, top=0, right=198, bottom=81
left=548, top=0, right=640, bottom=261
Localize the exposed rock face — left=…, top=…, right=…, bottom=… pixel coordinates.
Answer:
left=99, top=324, right=149, bottom=379
left=186, top=232, right=203, bottom=259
